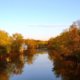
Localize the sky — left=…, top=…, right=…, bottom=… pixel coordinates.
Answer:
left=0, top=0, right=80, bottom=40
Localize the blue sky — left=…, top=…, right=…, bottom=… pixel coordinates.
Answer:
left=0, top=0, right=80, bottom=40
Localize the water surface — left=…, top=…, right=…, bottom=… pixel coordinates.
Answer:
left=2, top=49, right=79, bottom=80
left=9, top=50, right=61, bottom=80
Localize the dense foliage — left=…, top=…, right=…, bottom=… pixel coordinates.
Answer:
left=48, top=24, right=80, bottom=56
left=0, top=22, right=80, bottom=61
left=0, top=30, right=47, bottom=57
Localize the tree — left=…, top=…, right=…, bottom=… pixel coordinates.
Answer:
left=48, top=23, right=80, bottom=56
left=11, top=33, right=24, bottom=53
left=0, top=30, right=11, bottom=54
left=12, top=33, right=23, bottom=40
left=25, top=39, right=37, bottom=49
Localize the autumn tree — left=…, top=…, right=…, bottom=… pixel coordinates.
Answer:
left=11, top=33, right=24, bottom=53
left=25, top=39, right=37, bottom=49
left=48, top=23, right=80, bottom=56
left=36, top=40, right=48, bottom=49
left=0, top=30, right=11, bottom=55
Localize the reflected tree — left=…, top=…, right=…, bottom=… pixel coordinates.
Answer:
left=24, top=49, right=37, bottom=64
left=48, top=50, right=80, bottom=80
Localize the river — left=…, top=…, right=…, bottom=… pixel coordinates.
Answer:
left=0, top=49, right=79, bottom=80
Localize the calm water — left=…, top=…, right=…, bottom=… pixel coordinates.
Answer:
left=9, top=51, right=61, bottom=80
left=1, top=49, right=79, bottom=80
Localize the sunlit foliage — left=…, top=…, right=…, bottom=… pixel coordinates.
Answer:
left=0, top=30, right=11, bottom=54
left=11, top=33, right=24, bottom=53
left=48, top=24, right=80, bottom=56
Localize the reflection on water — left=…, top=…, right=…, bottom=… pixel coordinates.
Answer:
left=48, top=50, right=80, bottom=80
left=0, top=49, right=80, bottom=80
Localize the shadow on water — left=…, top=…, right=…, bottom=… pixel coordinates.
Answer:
left=48, top=50, right=80, bottom=80
left=0, top=49, right=53, bottom=80
left=0, top=49, right=80, bottom=80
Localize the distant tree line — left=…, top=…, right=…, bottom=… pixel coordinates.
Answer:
left=0, top=30, right=48, bottom=57
left=1, top=21, right=80, bottom=60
